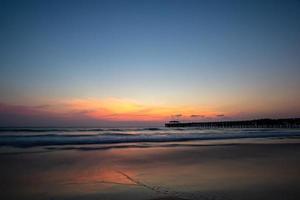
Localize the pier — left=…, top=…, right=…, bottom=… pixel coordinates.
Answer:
left=165, top=118, right=300, bottom=128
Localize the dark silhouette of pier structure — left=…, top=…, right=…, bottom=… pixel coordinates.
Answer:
left=165, top=118, right=300, bottom=128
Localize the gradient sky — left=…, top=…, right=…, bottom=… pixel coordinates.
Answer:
left=0, top=0, right=300, bottom=127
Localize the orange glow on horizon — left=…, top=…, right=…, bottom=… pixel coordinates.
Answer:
left=59, top=97, right=220, bottom=121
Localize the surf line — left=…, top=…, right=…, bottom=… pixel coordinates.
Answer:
left=116, top=170, right=194, bottom=199
left=116, top=170, right=233, bottom=200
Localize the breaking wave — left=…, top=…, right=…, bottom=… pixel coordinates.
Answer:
left=0, top=127, right=299, bottom=148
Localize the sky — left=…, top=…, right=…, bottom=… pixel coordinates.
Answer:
left=0, top=0, right=300, bottom=127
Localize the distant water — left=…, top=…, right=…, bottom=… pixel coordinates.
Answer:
left=0, top=127, right=300, bottom=147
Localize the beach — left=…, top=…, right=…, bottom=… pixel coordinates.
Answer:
left=1, top=135, right=300, bottom=200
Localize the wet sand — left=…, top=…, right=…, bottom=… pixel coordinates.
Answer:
left=1, top=140, right=300, bottom=200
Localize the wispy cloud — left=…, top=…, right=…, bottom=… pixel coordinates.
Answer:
left=190, top=114, right=205, bottom=118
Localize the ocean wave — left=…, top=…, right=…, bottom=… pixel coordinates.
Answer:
left=0, top=129, right=299, bottom=148
left=142, top=128, right=163, bottom=131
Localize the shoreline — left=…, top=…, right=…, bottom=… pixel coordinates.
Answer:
left=1, top=139, right=300, bottom=200
left=1, top=137, right=300, bottom=155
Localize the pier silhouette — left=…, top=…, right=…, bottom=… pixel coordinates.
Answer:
left=165, top=118, right=300, bottom=128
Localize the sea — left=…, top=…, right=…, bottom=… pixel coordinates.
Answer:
left=1, top=127, right=300, bottom=200
left=1, top=127, right=300, bottom=148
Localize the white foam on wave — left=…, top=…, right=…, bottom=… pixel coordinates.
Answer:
left=0, top=128, right=300, bottom=147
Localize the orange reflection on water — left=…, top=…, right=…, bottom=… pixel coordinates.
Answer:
left=3, top=142, right=300, bottom=200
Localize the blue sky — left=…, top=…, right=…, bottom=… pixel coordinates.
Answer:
left=0, top=0, right=300, bottom=126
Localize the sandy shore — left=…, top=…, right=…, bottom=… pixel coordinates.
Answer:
left=1, top=140, right=300, bottom=200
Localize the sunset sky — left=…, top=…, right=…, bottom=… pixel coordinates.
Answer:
left=1, top=0, right=300, bottom=127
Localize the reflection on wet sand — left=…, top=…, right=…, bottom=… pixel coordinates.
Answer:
left=0, top=140, right=300, bottom=200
